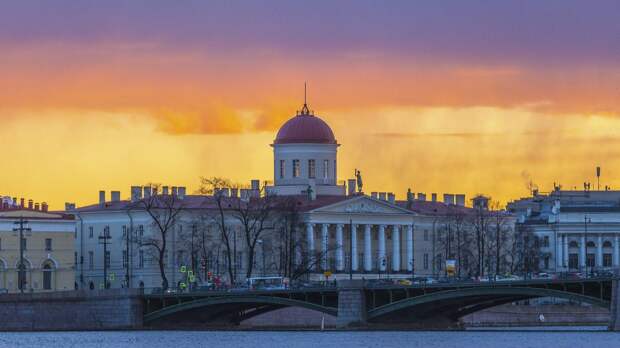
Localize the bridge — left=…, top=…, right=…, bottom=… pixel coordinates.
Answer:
left=143, top=276, right=620, bottom=329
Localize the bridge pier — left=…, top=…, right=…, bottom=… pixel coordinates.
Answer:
left=336, top=280, right=367, bottom=328
left=610, top=277, right=620, bottom=331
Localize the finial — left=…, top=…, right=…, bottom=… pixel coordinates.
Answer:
left=300, top=82, right=310, bottom=115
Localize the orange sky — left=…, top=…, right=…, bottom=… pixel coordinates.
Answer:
left=1, top=2, right=619, bottom=209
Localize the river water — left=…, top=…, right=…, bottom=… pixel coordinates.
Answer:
left=0, top=329, right=618, bottom=348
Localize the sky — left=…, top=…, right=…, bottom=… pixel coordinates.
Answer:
left=1, top=1, right=619, bottom=209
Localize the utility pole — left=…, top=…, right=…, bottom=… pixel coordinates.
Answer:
left=99, top=226, right=112, bottom=289
left=13, top=217, right=31, bottom=294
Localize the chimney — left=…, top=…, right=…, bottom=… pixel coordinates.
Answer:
left=20, top=198, right=25, bottom=208
left=131, top=186, right=142, bottom=202
left=99, top=191, right=106, bottom=206
left=388, top=193, right=395, bottom=204
left=250, top=180, right=260, bottom=198
left=379, top=192, right=387, bottom=201
left=371, top=192, right=378, bottom=199
left=455, top=194, right=465, bottom=207
left=111, top=191, right=121, bottom=202
left=230, top=188, right=238, bottom=198
left=172, top=186, right=178, bottom=196
left=443, top=194, right=455, bottom=205
left=28, top=199, right=34, bottom=210
left=42, top=202, right=48, bottom=212
left=143, top=186, right=152, bottom=199
left=178, top=187, right=186, bottom=199
left=431, top=193, right=437, bottom=202
left=417, top=193, right=426, bottom=201
left=34, top=203, right=40, bottom=211
left=12, top=197, right=17, bottom=207
left=251, top=180, right=260, bottom=191
left=162, top=186, right=169, bottom=195
left=347, top=179, right=356, bottom=196
left=65, top=202, right=76, bottom=211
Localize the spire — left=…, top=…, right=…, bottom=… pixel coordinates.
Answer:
left=300, top=82, right=310, bottom=115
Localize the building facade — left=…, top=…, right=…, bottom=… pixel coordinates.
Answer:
left=0, top=199, right=75, bottom=292
left=70, top=101, right=482, bottom=290
left=508, top=189, right=620, bottom=272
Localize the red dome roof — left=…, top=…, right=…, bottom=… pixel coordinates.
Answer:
left=274, top=113, right=337, bottom=145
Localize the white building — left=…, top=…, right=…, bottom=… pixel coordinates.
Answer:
left=70, top=101, right=475, bottom=290
left=508, top=189, right=620, bottom=272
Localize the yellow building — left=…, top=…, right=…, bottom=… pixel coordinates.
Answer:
left=0, top=204, right=75, bottom=293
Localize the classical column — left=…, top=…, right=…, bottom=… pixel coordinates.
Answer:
left=392, top=225, right=401, bottom=271
left=579, top=235, right=586, bottom=268
left=406, top=225, right=414, bottom=272
left=378, top=225, right=386, bottom=271
left=321, top=224, right=329, bottom=270
left=563, top=235, right=569, bottom=268
left=306, top=223, right=315, bottom=269
left=556, top=233, right=563, bottom=269
left=351, top=224, right=359, bottom=271
left=597, top=235, right=603, bottom=268
left=336, top=224, right=344, bottom=271
left=614, top=235, right=620, bottom=268
left=364, top=224, right=372, bottom=272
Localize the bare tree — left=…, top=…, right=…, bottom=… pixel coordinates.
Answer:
left=131, top=184, right=185, bottom=291
left=197, top=177, right=238, bottom=285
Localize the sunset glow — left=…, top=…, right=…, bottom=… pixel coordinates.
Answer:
left=1, top=1, right=619, bottom=209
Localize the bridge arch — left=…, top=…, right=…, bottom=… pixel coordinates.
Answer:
left=144, top=295, right=338, bottom=324
left=367, top=287, right=610, bottom=321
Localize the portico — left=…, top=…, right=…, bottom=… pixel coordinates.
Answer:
left=301, top=195, right=416, bottom=277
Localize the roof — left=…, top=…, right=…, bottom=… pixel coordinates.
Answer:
left=395, top=200, right=475, bottom=216
left=274, top=114, right=337, bottom=145
left=0, top=209, right=74, bottom=220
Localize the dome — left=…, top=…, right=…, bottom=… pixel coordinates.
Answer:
left=274, top=106, right=337, bottom=145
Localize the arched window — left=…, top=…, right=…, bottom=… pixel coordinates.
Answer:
left=587, top=241, right=596, bottom=248
left=89, top=281, right=95, bottom=290
left=16, top=260, right=31, bottom=291
left=604, top=241, right=613, bottom=248
left=42, top=261, right=54, bottom=290
left=569, top=241, right=579, bottom=248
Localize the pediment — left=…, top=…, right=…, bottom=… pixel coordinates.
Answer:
left=311, top=196, right=412, bottom=215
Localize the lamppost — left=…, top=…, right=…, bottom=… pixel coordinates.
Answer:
left=98, top=226, right=111, bottom=289
left=13, top=217, right=31, bottom=294
left=584, top=215, right=592, bottom=276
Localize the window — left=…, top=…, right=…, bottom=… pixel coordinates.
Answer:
left=139, top=250, right=145, bottom=268
left=604, top=253, right=612, bottom=267
left=424, top=230, right=429, bottom=241
left=568, top=254, right=578, bottom=269
left=138, top=225, right=144, bottom=243
left=323, top=160, right=329, bottom=179
left=45, top=238, right=52, bottom=251
left=308, top=159, right=316, bottom=178
left=122, top=225, right=127, bottom=239
left=88, top=251, right=94, bottom=270
left=89, top=226, right=94, bottom=238
left=74, top=252, right=78, bottom=266
left=280, top=160, right=285, bottom=178
left=544, top=256, right=549, bottom=269
left=292, top=159, right=300, bottom=178
left=586, top=253, right=595, bottom=268
left=122, top=249, right=128, bottom=268
left=43, top=264, right=52, bottom=290
left=543, top=236, right=549, bottom=248
left=333, top=160, right=337, bottom=179
left=105, top=251, right=111, bottom=269
left=423, top=253, right=429, bottom=270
